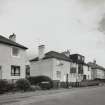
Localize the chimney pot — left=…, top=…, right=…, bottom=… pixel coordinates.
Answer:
left=9, top=33, right=16, bottom=42
left=38, top=45, right=45, bottom=60
left=93, top=59, right=96, bottom=64
left=63, top=50, right=70, bottom=57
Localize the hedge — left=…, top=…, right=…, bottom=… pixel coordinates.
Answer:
left=28, top=76, right=53, bottom=89
left=16, top=79, right=31, bottom=91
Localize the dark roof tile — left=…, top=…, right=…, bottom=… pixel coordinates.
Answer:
left=88, top=62, right=105, bottom=71
left=30, top=51, right=72, bottom=62
left=0, top=35, right=28, bottom=49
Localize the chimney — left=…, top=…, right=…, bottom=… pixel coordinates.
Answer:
left=63, top=50, right=70, bottom=57
left=38, top=45, right=45, bottom=60
left=9, top=33, right=16, bottom=42
left=93, top=59, right=96, bottom=64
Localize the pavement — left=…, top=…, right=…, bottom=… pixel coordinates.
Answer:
left=1, top=86, right=105, bottom=105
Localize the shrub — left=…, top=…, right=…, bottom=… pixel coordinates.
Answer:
left=0, top=80, right=8, bottom=94
left=80, top=80, right=99, bottom=87
left=52, top=80, right=60, bottom=88
left=16, top=79, right=31, bottom=92
left=28, top=76, right=53, bottom=89
left=6, top=83, right=16, bottom=92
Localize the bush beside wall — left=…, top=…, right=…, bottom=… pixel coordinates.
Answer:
left=28, top=76, right=53, bottom=89
left=16, top=79, right=31, bottom=92
left=0, top=80, right=8, bottom=94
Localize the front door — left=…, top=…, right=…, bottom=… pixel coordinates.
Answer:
left=0, top=66, right=2, bottom=79
left=83, top=75, right=86, bottom=80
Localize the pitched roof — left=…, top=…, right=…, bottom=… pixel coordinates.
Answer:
left=30, top=51, right=72, bottom=62
left=0, top=35, right=28, bottom=49
left=70, top=53, right=84, bottom=57
left=88, top=62, right=105, bottom=71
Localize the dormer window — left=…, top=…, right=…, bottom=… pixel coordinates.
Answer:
left=78, top=56, right=81, bottom=60
left=82, top=57, right=84, bottom=62
left=12, top=47, right=19, bottom=57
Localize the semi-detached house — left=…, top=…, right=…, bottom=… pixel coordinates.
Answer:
left=30, top=45, right=92, bottom=84
left=88, top=61, right=105, bottom=80
left=0, top=34, right=29, bottom=82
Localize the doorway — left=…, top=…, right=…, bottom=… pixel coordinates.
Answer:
left=0, top=66, right=2, bottom=79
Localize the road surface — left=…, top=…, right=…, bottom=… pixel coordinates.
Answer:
left=2, top=86, right=105, bottom=105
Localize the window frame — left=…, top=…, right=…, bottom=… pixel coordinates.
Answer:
left=11, top=47, right=20, bottom=57
left=11, top=65, right=20, bottom=76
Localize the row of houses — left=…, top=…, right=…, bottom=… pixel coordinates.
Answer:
left=0, top=34, right=105, bottom=83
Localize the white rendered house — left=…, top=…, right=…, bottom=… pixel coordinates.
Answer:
left=0, top=34, right=29, bottom=82
left=30, top=45, right=92, bottom=83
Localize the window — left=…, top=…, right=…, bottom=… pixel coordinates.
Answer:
left=0, top=66, right=2, bottom=79
left=11, top=65, right=20, bottom=76
left=78, top=56, right=81, bottom=60
left=88, top=75, right=89, bottom=79
left=83, top=75, right=86, bottom=80
left=88, top=66, right=90, bottom=71
left=78, top=64, right=83, bottom=74
left=56, top=71, right=61, bottom=79
left=70, top=67, right=76, bottom=73
left=0, top=66, right=1, bottom=70
left=25, top=65, right=30, bottom=78
left=70, top=63, right=76, bottom=73
left=82, top=57, right=84, bottom=62
left=12, top=47, right=19, bottom=56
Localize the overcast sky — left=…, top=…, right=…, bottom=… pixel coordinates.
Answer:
left=0, top=0, right=105, bottom=66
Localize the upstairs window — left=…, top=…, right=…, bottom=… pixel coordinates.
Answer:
left=56, top=71, right=61, bottom=79
left=12, top=47, right=19, bottom=57
left=70, top=67, right=76, bottom=73
left=78, top=64, right=83, bottom=74
left=11, top=65, right=20, bottom=76
left=70, top=63, right=77, bottom=73
left=78, top=56, right=81, bottom=60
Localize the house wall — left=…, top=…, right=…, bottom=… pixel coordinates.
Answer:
left=0, top=43, right=29, bottom=80
left=96, top=69, right=105, bottom=79
left=52, top=59, right=71, bottom=82
left=30, top=58, right=54, bottom=79
left=30, top=58, right=96, bottom=83
left=69, top=62, right=78, bottom=82
left=83, top=65, right=92, bottom=80
left=30, top=58, right=71, bottom=82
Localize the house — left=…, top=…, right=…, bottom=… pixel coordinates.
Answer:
left=30, top=45, right=71, bottom=83
left=70, top=54, right=92, bottom=82
left=88, top=60, right=105, bottom=80
left=0, top=34, right=29, bottom=82
left=30, top=45, right=92, bottom=85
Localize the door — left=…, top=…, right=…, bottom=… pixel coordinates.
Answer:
left=83, top=75, right=86, bottom=80
left=0, top=66, right=2, bottom=79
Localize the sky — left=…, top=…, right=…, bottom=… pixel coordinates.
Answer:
left=0, top=0, right=105, bottom=66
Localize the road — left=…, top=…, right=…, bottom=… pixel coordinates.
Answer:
left=2, top=86, right=105, bottom=105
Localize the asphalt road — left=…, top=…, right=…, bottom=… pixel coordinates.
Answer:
left=3, top=86, right=105, bottom=105
left=30, top=86, right=105, bottom=105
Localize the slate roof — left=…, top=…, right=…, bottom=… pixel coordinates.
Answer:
left=88, top=62, right=105, bottom=71
left=30, top=51, right=72, bottom=62
left=0, top=35, right=28, bottom=49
